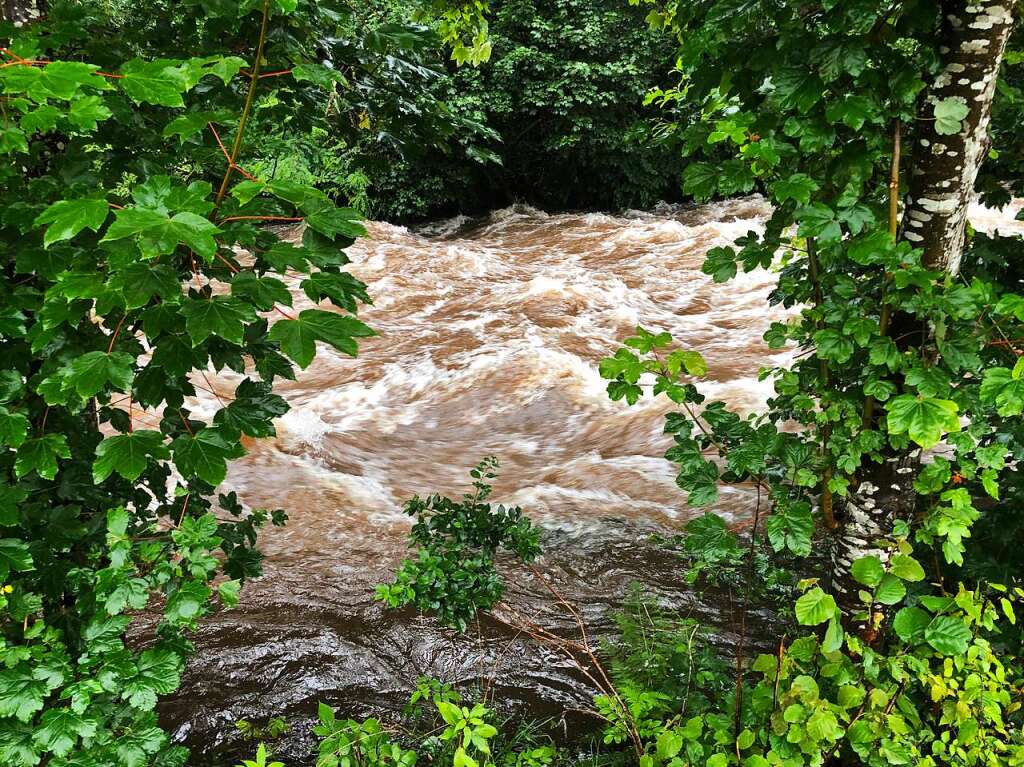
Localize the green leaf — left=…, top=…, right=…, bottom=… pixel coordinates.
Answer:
left=923, top=615, right=972, bottom=655
left=875, top=574, right=906, bottom=605
left=101, top=207, right=221, bottom=260
left=171, top=427, right=238, bottom=486
left=300, top=272, right=371, bottom=313
left=34, top=198, right=109, bottom=247
left=933, top=98, right=970, bottom=136
left=771, top=173, right=819, bottom=205
left=773, top=67, right=824, bottom=112
left=303, top=202, right=366, bottom=240
left=682, top=162, right=718, bottom=201
left=979, top=367, right=1024, bottom=416
left=67, top=351, right=135, bottom=397
left=232, top=271, right=293, bottom=311
left=15, top=434, right=70, bottom=480
left=32, top=707, right=97, bottom=757
left=109, top=262, right=182, bottom=309
left=123, top=649, right=182, bottom=709
left=162, top=110, right=233, bottom=144
left=0, top=539, right=33, bottom=581
left=93, top=430, right=170, bottom=484
left=885, top=395, right=961, bottom=449
left=67, top=94, right=112, bottom=131
left=166, top=579, right=211, bottom=622
left=119, top=59, right=190, bottom=107
left=889, top=554, right=925, bottom=582
left=666, top=349, right=708, bottom=378
left=218, top=579, right=241, bottom=607
left=268, top=309, right=375, bottom=369
left=794, top=587, right=836, bottom=626
left=0, top=407, right=29, bottom=449
left=892, top=607, right=930, bottom=643
left=850, top=556, right=884, bottom=588
left=814, top=329, right=854, bottom=363
left=0, top=667, right=53, bottom=722
left=180, top=296, right=257, bottom=346
left=765, top=502, right=812, bottom=556
left=702, top=247, right=738, bottom=283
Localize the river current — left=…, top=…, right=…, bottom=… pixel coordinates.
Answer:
left=162, top=196, right=1024, bottom=764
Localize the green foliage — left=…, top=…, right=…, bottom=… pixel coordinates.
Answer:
left=0, top=0, right=487, bottom=761
left=362, top=0, right=681, bottom=219
left=376, top=457, right=542, bottom=630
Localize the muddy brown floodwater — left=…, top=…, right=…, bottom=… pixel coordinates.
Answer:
left=160, top=196, right=1024, bottom=765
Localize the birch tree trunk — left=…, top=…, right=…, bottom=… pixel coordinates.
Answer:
left=831, top=0, right=1018, bottom=625
left=1, top=0, right=47, bottom=26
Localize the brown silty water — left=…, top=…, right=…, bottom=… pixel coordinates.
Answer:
left=161, top=197, right=1024, bottom=763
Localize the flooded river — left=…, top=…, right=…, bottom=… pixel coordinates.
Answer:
left=161, top=196, right=1024, bottom=764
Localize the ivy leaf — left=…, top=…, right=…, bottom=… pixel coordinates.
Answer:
left=93, top=430, right=170, bottom=484
left=67, top=351, right=135, bottom=397
left=33, top=199, right=109, bottom=248
left=933, top=98, right=970, bottom=136
left=885, top=395, right=961, bottom=449
left=15, top=434, right=71, bottom=480
left=268, top=309, right=375, bottom=369
left=171, top=427, right=239, bottom=487
left=923, top=615, right=972, bottom=655
left=765, top=501, right=812, bottom=556
left=794, top=587, right=836, bottom=625
left=180, top=296, right=257, bottom=346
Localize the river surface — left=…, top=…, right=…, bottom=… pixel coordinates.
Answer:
left=161, top=197, right=1024, bottom=764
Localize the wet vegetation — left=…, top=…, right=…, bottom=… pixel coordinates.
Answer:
left=2, top=1, right=1024, bottom=767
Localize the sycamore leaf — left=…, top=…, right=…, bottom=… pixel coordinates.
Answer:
left=179, top=296, right=257, bottom=346
left=34, top=199, right=109, bottom=248
left=885, top=395, right=960, bottom=448
left=108, top=262, right=182, bottom=309
left=231, top=271, right=292, bottom=311
left=119, top=59, right=190, bottom=107
left=14, top=434, right=70, bottom=480
left=0, top=539, right=33, bottom=580
left=101, top=207, right=220, bottom=260
left=93, top=430, right=170, bottom=484
left=67, top=351, right=134, bottom=398
left=268, top=309, right=375, bottom=369
left=771, top=173, right=819, bottom=206
left=300, top=271, right=371, bottom=312
left=171, top=427, right=241, bottom=486
left=67, top=95, right=112, bottom=131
